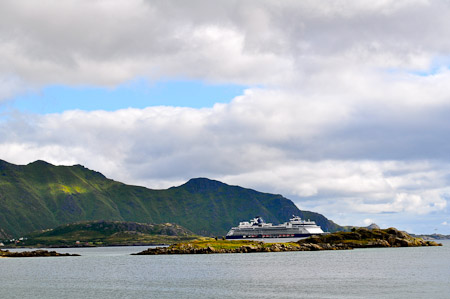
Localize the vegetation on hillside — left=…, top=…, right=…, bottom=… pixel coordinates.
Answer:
left=0, top=159, right=341, bottom=237
left=12, top=220, right=198, bottom=247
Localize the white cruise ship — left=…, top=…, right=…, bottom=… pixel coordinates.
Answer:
left=226, top=215, right=324, bottom=240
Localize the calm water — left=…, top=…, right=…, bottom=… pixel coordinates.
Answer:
left=1, top=241, right=450, bottom=298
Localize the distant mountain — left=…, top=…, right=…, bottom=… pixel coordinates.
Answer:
left=410, top=233, right=450, bottom=240
left=366, top=223, right=380, bottom=230
left=0, top=159, right=342, bottom=237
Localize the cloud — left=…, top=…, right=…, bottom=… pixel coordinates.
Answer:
left=2, top=1, right=450, bottom=233
left=363, top=219, right=374, bottom=226
left=2, top=77, right=450, bottom=231
left=0, top=76, right=24, bottom=103
left=2, top=0, right=450, bottom=92
left=0, top=0, right=296, bottom=88
left=1, top=87, right=449, bottom=218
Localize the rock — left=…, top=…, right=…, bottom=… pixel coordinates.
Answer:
left=397, top=239, right=412, bottom=247
left=368, top=240, right=390, bottom=247
left=426, top=240, right=442, bottom=246
left=133, top=227, right=442, bottom=255
left=269, top=244, right=281, bottom=252
left=385, top=227, right=407, bottom=239
left=302, top=243, right=323, bottom=251
left=0, top=249, right=79, bottom=257
left=387, top=235, right=397, bottom=246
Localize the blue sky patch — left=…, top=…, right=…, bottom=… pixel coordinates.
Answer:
left=6, top=79, right=247, bottom=114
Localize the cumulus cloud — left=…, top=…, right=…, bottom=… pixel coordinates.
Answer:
left=1, top=87, right=449, bottom=222
left=363, top=219, right=374, bottom=226
left=2, top=0, right=450, bottom=90
left=0, top=0, right=296, bottom=88
left=1, top=0, right=450, bottom=233
left=0, top=76, right=24, bottom=103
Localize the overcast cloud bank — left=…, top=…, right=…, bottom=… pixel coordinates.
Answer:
left=1, top=0, right=450, bottom=233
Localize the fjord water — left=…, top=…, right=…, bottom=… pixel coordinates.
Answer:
left=2, top=242, right=450, bottom=299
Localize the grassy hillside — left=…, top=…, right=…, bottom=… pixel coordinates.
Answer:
left=17, top=220, right=198, bottom=247
left=0, top=159, right=342, bottom=237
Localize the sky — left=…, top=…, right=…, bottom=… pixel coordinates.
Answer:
left=1, top=0, right=450, bottom=234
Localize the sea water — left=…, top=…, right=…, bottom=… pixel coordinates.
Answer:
left=1, top=241, right=450, bottom=298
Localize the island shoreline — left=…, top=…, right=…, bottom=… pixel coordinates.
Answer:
left=134, top=227, right=442, bottom=255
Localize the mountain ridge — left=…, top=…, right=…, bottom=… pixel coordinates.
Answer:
left=0, top=159, right=342, bottom=237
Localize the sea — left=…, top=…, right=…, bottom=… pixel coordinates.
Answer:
left=1, top=241, right=450, bottom=299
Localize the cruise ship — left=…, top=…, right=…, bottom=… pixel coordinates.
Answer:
left=226, top=215, right=324, bottom=240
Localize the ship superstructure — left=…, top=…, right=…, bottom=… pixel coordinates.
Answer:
left=226, top=215, right=324, bottom=240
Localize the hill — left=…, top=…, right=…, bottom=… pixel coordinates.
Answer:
left=0, top=159, right=342, bottom=237
left=15, top=220, right=198, bottom=247
left=410, top=233, right=450, bottom=240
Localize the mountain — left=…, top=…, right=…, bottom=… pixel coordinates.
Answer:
left=0, top=159, right=342, bottom=237
left=366, top=223, right=380, bottom=230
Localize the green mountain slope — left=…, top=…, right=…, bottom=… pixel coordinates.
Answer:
left=0, top=159, right=341, bottom=237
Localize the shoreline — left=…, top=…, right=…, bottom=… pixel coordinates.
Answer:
left=1, top=249, right=80, bottom=258
left=1, top=243, right=170, bottom=249
left=134, top=227, right=442, bottom=255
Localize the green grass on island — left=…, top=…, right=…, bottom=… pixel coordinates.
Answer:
left=135, top=227, right=442, bottom=255
left=134, top=238, right=304, bottom=254
left=169, top=238, right=300, bottom=250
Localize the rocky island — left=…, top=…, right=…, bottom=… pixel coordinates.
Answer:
left=0, top=249, right=79, bottom=257
left=134, top=227, right=442, bottom=255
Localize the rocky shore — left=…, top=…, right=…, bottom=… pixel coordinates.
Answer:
left=134, top=227, right=442, bottom=255
left=297, top=227, right=441, bottom=249
left=0, top=249, right=79, bottom=257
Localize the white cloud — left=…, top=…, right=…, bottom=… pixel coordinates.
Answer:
left=363, top=218, right=374, bottom=226
left=1, top=89, right=449, bottom=220
left=2, top=0, right=450, bottom=92
left=1, top=0, right=450, bottom=233
left=0, top=76, right=24, bottom=103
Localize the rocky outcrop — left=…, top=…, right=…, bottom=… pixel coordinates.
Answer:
left=134, top=227, right=442, bottom=255
left=0, top=249, right=79, bottom=257
left=133, top=242, right=317, bottom=255
left=298, top=227, right=441, bottom=249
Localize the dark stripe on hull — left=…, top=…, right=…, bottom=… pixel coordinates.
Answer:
left=226, top=233, right=320, bottom=240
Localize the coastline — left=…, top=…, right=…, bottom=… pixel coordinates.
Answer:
left=0, top=249, right=79, bottom=258
left=135, top=227, right=442, bottom=255
left=2, top=243, right=169, bottom=249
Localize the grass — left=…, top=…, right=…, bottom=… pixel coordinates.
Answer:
left=170, top=238, right=301, bottom=250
